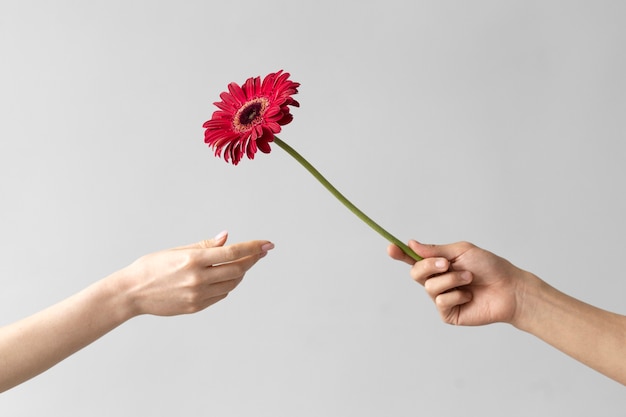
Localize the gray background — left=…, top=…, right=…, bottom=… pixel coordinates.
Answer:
left=1, top=0, right=625, bottom=415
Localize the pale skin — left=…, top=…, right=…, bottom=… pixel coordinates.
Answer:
left=0, top=231, right=274, bottom=393
left=388, top=240, right=626, bottom=386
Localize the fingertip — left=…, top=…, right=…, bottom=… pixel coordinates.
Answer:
left=196, top=230, right=228, bottom=249
left=434, top=258, right=447, bottom=270
left=388, top=243, right=411, bottom=263
left=214, top=230, right=228, bottom=241
left=387, top=243, right=400, bottom=258
left=256, top=241, right=275, bottom=259
left=454, top=287, right=473, bottom=304
left=460, top=270, right=472, bottom=283
left=261, top=242, right=275, bottom=252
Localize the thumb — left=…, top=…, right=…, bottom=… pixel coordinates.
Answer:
left=175, top=230, right=229, bottom=251
left=407, top=240, right=473, bottom=261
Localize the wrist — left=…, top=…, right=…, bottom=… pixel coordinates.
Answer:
left=100, top=267, right=143, bottom=323
left=509, top=270, right=551, bottom=332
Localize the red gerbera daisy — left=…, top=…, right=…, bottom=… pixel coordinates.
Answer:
left=203, top=70, right=300, bottom=165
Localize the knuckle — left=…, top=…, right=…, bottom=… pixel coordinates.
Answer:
left=458, top=241, right=475, bottom=251
left=423, top=278, right=435, bottom=293
left=179, top=273, right=208, bottom=313
left=198, top=239, right=213, bottom=248
left=410, top=266, right=426, bottom=284
left=411, top=272, right=424, bottom=285
left=187, top=271, right=204, bottom=287
left=434, top=294, right=446, bottom=309
left=182, top=291, right=203, bottom=314
left=177, top=252, right=197, bottom=270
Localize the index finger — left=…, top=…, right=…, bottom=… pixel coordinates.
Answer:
left=199, top=240, right=274, bottom=266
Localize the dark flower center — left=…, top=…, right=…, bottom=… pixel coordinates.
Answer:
left=232, top=97, right=269, bottom=132
left=239, top=102, right=262, bottom=124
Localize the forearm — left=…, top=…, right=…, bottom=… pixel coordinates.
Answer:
left=0, top=237, right=269, bottom=393
left=0, top=272, right=134, bottom=393
left=514, top=274, right=626, bottom=385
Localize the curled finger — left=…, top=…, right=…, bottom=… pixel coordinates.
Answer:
left=410, top=257, right=450, bottom=286
left=424, top=270, right=472, bottom=299
left=435, top=289, right=473, bottom=325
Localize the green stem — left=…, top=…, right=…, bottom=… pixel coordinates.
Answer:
left=273, top=136, right=422, bottom=262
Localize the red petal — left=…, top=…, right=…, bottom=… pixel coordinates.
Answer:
left=278, top=112, right=293, bottom=125
left=227, top=82, right=247, bottom=104
left=246, top=137, right=257, bottom=159
left=243, top=76, right=261, bottom=99
left=214, top=98, right=237, bottom=112
left=203, top=117, right=231, bottom=129
left=264, top=105, right=281, bottom=119
left=261, top=71, right=279, bottom=93
left=266, top=121, right=281, bottom=133
left=257, top=129, right=274, bottom=153
left=218, top=92, right=240, bottom=110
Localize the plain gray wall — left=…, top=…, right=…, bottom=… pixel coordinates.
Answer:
left=1, top=0, right=625, bottom=415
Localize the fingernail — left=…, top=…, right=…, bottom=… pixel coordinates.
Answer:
left=261, top=242, right=275, bottom=252
left=214, top=230, right=228, bottom=240
left=435, top=259, right=447, bottom=269
left=460, top=271, right=471, bottom=282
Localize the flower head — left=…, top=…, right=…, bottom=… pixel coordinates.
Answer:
left=203, top=70, right=300, bottom=165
